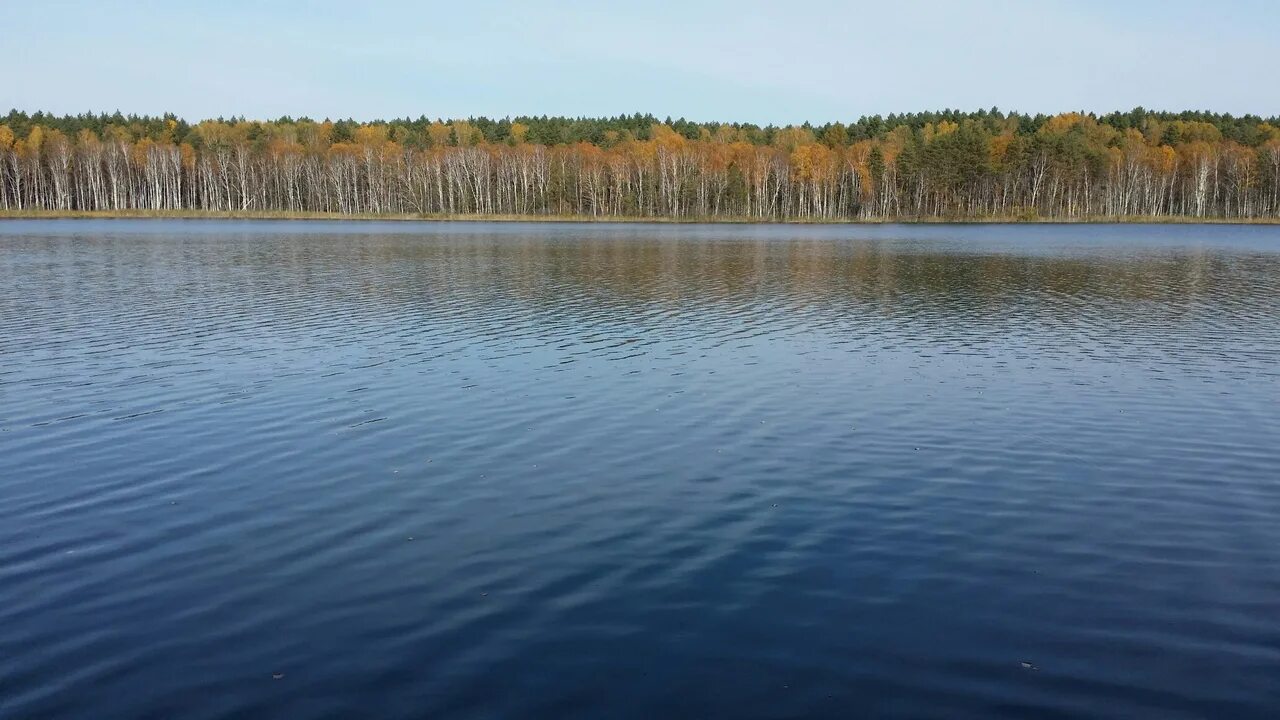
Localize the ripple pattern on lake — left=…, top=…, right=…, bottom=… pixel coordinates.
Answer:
left=2, top=220, right=1279, bottom=719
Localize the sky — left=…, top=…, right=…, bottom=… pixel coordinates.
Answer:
left=4, top=0, right=1277, bottom=125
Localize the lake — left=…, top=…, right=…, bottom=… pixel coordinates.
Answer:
left=1, top=220, right=1278, bottom=719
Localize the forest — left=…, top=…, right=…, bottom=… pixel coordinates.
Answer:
left=2, top=108, right=1279, bottom=220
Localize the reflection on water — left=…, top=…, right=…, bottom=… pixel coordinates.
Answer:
left=1, top=221, right=1279, bottom=719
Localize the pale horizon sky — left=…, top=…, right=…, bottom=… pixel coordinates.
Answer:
left=5, top=0, right=1278, bottom=125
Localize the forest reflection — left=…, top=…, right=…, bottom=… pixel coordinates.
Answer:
left=93, top=229, right=1260, bottom=371
left=257, top=233, right=1268, bottom=310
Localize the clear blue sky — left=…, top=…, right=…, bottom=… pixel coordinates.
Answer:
left=5, top=0, right=1277, bottom=124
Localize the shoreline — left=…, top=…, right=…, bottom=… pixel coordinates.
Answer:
left=1, top=209, right=1278, bottom=225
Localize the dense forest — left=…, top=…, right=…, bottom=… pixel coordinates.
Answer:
left=3, top=108, right=1279, bottom=220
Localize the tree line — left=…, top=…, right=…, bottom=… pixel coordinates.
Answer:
left=3, top=108, right=1279, bottom=220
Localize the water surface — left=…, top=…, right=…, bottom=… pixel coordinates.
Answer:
left=2, top=220, right=1279, bottom=719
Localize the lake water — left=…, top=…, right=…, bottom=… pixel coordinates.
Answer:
left=2, top=220, right=1279, bottom=719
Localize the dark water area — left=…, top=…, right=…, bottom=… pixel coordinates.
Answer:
left=2, top=219, right=1279, bottom=719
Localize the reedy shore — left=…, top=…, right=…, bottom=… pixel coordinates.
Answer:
left=2, top=209, right=1279, bottom=225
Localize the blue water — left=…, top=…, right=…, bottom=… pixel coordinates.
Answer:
left=2, top=220, right=1279, bottom=719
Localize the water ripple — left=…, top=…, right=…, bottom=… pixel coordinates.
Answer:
left=1, top=220, right=1279, bottom=719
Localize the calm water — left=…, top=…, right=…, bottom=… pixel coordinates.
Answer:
left=2, top=220, right=1279, bottom=719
